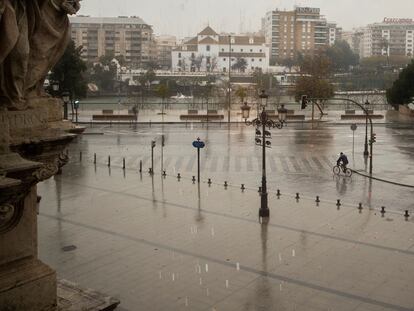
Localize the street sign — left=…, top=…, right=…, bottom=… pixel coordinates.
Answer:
left=192, top=139, right=205, bottom=149
left=350, top=124, right=357, bottom=131
left=192, top=138, right=205, bottom=183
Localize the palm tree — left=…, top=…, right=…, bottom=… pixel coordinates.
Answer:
left=156, top=83, right=170, bottom=115
left=235, top=86, right=248, bottom=104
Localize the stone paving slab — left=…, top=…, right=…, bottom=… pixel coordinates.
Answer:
left=37, top=163, right=414, bottom=311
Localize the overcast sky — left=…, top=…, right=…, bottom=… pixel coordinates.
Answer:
left=78, top=0, right=414, bottom=38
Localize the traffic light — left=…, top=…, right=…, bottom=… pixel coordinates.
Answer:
left=301, top=95, right=308, bottom=109
left=371, top=133, right=376, bottom=143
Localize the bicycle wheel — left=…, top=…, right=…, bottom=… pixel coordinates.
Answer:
left=333, top=166, right=341, bottom=175
left=345, top=168, right=353, bottom=177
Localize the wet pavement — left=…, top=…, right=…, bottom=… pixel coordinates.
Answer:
left=67, top=120, right=414, bottom=212
left=37, top=120, right=414, bottom=310
left=38, top=164, right=414, bottom=311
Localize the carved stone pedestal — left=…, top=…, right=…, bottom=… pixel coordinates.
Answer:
left=0, top=108, right=71, bottom=311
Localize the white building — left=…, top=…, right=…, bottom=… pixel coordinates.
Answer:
left=171, top=26, right=269, bottom=73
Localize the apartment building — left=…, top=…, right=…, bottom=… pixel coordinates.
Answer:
left=263, top=7, right=337, bottom=63
left=361, top=18, right=414, bottom=58
left=155, top=35, right=177, bottom=70
left=342, top=29, right=365, bottom=56
left=171, top=26, right=269, bottom=73
left=69, top=16, right=156, bottom=68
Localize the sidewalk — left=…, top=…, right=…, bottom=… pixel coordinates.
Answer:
left=38, top=163, right=414, bottom=311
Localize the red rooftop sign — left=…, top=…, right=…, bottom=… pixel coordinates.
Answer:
left=383, top=18, right=414, bottom=24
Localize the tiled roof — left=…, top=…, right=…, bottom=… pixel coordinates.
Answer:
left=198, top=37, right=218, bottom=44
left=198, top=26, right=218, bottom=36
left=184, top=37, right=198, bottom=45
left=219, top=36, right=266, bottom=45
left=219, top=52, right=266, bottom=58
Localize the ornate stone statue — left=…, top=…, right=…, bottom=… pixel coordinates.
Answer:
left=0, top=0, right=30, bottom=110
left=0, top=0, right=80, bottom=109
left=26, top=0, right=81, bottom=98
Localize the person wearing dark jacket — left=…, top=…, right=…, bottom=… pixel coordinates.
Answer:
left=337, top=152, right=349, bottom=171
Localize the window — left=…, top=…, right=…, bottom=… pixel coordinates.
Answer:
left=178, top=52, right=181, bottom=58
left=259, top=49, right=262, bottom=52
left=241, top=49, right=243, bottom=52
left=222, top=48, right=225, bottom=52
left=223, top=58, right=226, bottom=61
left=251, top=59, right=254, bottom=62
left=250, top=49, right=253, bottom=52
left=259, top=59, right=262, bottom=62
left=206, top=45, right=210, bottom=51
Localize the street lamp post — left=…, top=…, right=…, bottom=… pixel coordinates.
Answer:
left=363, top=100, right=370, bottom=157
left=62, top=91, right=70, bottom=120
left=242, top=90, right=287, bottom=218
left=228, top=35, right=232, bottom=124
left=74, top=100, right=79, bottom=124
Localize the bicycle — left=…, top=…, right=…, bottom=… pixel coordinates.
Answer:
left=333, top=164, right=352, bottom=177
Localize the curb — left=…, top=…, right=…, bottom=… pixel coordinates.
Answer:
left=351, top=170, right=414, bottom=188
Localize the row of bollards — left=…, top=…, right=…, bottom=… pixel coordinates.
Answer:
left=72, top=153, right=412, bottom=220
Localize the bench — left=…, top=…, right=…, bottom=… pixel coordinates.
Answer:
left=180, top=114, right=224, bottom=121
left=92, top=114, right=137, bottom=121
left=102, top=109, right=114, bottom=115
left=268, top=114, right=305, bottom=120
left=341, top=114, right=384, bottom=120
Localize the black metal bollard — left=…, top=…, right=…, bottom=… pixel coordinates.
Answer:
left=276, top=189, right=281, bottom=196
left=241, top=184, right=245, bottom=191
left=79, top=151, right=82, bottom=162
left=108, top=156, right=111, bottom=167
left=93, top=153, right=96, bottom=164
left=296, top=193, right=300, bottom=200
left=192, top=176, right=196, bottom=183
left=336, top=199, right=341, bottom=207
left=208, top=178, right=212, bottom=186
left=316, top=196, right=320, bottom=203
left=404, top=210, right=410, bottom=218
left=139, top=160, right=142, bottom=173
left=162, top=170, right=166, bottom=177
left=123, top=158, right=126, bottom=170
left=381, top=206, right=386, bottom=214
left=224, top=181, right=228, bottom=188
left=177, top=173, right=181, bottom=179
left=358, top=203, right=363, bottom=212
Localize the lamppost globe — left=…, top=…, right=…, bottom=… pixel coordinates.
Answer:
left=240, top=102, right=251, bottom=120
left=259, top=90, right=268, bottom=108
left=62, top=92, right=70, bottom=103
left=52, top=82, right=59, bottom=92
left=277, top=104, right=288, bottom=123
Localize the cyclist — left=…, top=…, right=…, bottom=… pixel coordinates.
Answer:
left=337, top=152, right=349, bottom=172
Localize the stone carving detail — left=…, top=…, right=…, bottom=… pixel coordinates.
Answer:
left=33, top=151, right=69, bottom=182
left=0, top=201, right=24, bottom=234
left=0, top=0, right=81, bottom=110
